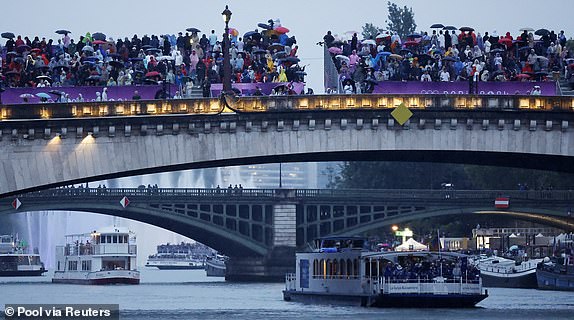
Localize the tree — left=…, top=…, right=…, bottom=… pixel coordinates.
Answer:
left=361, top=23, right=382, bottom=40
left=386, top=1, right=416, bottom=39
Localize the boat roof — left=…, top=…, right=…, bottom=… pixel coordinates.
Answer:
left=65, top=226, right=132, bottom=237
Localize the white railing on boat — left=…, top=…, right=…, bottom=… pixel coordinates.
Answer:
left=376, top=277, right=482, bottom=295
left=57, top=244, right=137, bottom=256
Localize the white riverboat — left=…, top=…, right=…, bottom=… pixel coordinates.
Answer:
left=0, top=235, right=47, bottom=277
left=145, top=242, right=212, bottom=270
left=283, top=237, right=488, bottom=308
left=472, top=254, right=542, bottom=288
left=205, top=254, right=227, bottom=277
left=52, top=227, right=139, bottom=285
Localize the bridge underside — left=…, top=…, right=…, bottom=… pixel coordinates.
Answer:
left=6, top=150, right=574, bottom=198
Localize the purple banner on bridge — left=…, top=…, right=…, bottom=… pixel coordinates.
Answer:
left=1, top=85, right=176, bottom=105
left=210, top=82, right=305, bottom=96
left=372, top=81, right=557, bottom=96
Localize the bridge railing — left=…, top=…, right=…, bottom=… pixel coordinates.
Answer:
left=13, top=188, right=574, bottom=201
left=2, top=94, right=573, bottom=120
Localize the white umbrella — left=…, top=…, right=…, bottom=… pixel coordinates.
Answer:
left=362, top=39, right=376, bottom=46
left=335, top=55, right=350, bottom=63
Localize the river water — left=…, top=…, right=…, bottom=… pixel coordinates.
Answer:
left=1, top=269, right=573, bottom=320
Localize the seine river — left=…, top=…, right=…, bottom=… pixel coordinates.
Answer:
left=1, top=269, right=573, bottom=319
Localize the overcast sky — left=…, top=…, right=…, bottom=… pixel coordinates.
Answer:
left=2, top=0, right=573, bottom=91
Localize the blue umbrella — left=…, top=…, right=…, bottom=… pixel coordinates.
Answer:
left=36, top=92, right=52, bottom=99
left=377, top=51, right=392, bottom=57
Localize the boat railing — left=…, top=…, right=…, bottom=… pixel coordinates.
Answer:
left=379, top=276, right=482, bottom=295
left=311, top=274, right=360, bottom=280
left=285, top=273, right=297, bottom=291
left=58, top=244, right=137, bottom=256
left=479, top=259, right=540, bottom=274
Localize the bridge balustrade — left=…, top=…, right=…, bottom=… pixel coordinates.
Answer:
left=15, top=188, right=574, bottom=202
left=2, top=95, right=573, bottom=120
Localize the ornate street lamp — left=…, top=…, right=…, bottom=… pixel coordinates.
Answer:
left=221, top=5, right=232, bottom=94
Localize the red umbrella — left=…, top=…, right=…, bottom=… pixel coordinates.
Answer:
left=275, top=26, right=289, bottom=34
left=93, top=40, right=107, bottom=45
left=145, top=71, right=160, bottom=77
left=498, top=38, right=512, bottom=46
left=31, top=48, right=42, bottom=53
left=516, top=74, right=531, bottom=79
left=404, top=40, right=419, bottom=46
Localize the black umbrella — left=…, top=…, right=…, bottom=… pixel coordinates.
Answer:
left=49, top=90, right=65, bottom=96
left=490, top=48, right=505, bottom=54
left=145, top=48, right=161, bottom=54
left=442, top=56, right=456, bottom=62
left=257, top=23, right=271, bottom=30
left=252, top=49, right=267, bottom=55
left=129, top=57, right=144, bottom=62
left=244, top=31, right=259, bottom=38
left=108, top=60, right=124, bottom=69
left=186, top=27, right=201, bottom=33
left=430, top=24, right=444, bottom=29
left=518, top=46, right=532, bottom=52
left=273, top=52, right=287, bottom=59
left=407, top=34, right=422, bottom=38
left=416, top=54, right=433, bottom=64
left=55, top=30, right=71, bottom=35
left=459, top=27, right=474, bottom=32
left=16, top=44, right=31, bottom=53
left=443, top=26, right=457, bottom=31
left=535, top=28, right=550, bottom=36
left=36, top=75, right=52, bottom=82
left=282, top=56, right=300, bottom=63
left=1, top=32, right=15, bottom=39
left=6, top=51, right=19, bottom=57
left=92, top=32, right=106, bottom=41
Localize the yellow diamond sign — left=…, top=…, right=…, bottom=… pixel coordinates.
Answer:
left=391, top=103, right=413, bottom=125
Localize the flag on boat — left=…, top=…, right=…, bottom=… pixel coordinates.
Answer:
left=494, top=197, right=509, bottom=208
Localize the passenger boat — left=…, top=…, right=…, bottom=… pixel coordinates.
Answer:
left=145, top=242, right=212, bottom=270
left=52, top=227, right=139, bottom=284
left=283, top=237, right=488, bottom=308
left=473, top=255, right=542, bottom=288
left=205, top=254, right=227, bottom=277
left=536, top=254, right=574, bottom=291
left=0, top=235, right=47, bottom=277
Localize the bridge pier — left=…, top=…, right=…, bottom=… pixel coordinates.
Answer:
left=226, top=202, right=297, bottom=282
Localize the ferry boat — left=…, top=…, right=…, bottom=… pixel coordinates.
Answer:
left=0, top=235, right=47, bottom=277
left=52, top=227, right=139, bottom=284
left=145, top=242, right=212, bottom=270
left=205, top=254, right=227, bottom=277
left=537, top=253, right=574, bottom=291
left=283, top=237, right=488, bottom=308
left=473, top=255, right=542, bottom=288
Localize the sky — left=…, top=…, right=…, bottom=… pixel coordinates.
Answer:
left=2, top=0, right=573, bottom=92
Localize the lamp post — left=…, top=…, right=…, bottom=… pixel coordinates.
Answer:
left=221, top=5, right=232, bottom=94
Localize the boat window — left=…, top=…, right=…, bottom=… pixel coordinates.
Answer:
left=340, top=259, right=346, bottom=276
left=118, top=236, right=124, bottom=244
left=320, top=259, right=326, bottom=279
left=354, top=259, right=359, bottom=277
left=332, top=259, right=338, bottom=278
left=113, top=235, right=118, bottom=244
left=100, top=236, right=106, bottom=244
left=124, top=236, right=129, bottom=243
left=313, top=259, right=318, bottom=277
left=347, top=259, right=353, bottom=278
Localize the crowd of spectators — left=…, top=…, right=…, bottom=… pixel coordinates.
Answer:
left=0, top=18, right=304, bottom=99
left=325, top=26, right=573, bottom=93
left=382, top=256, right=480, bottom=282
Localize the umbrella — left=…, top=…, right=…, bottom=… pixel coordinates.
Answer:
left=430, top=24, right=444, bottom=29
left=282, top=56, right=300, bottom=63
left=49, top=90, right=65, bottom=96
left=86, top=75, right=101, bottom=81
left=443, top=26, right=457, bottom=31
left=516, top=73, right=531, bottom=79
left=498, top=38, right=512, bottom=45
left=145, top=71, right=160, bottom=77
left=6, top=51, right=19, bottom=57
left=535, top=29, right=549, bottom=36
left=92, top=40, right=107, bottom=45
left=519, top=27, right=534, bottom=32
left=377, top=51, right=392, bottom=57
left=459, top=26, right=474, bottom=32
left=5, top=70, right=21, bottom=75
left=35, top=93, right=52, bottom=99
left=108, top=60, right=124, bottom=68
left=362, top=39, right=376, bottom=46
left=328, top=47, right=342, bottom=54
left=407, top=34, right=422, bottom=38
left=81, top=45, right=94, bottom=52
left=35, top=65, right=50, bottom=70
left=389, top=54, right=403, bottom=60
left=508, top=245, right=519, bottom=251
left=273, top=51, right=288, bottom=59
left=416, top=54, right=433, bottom=64
left=1, top=32, right=15, bottom=39
left=404, top=40, right=419, bottom=46
left=275, top=26, right=289, bottom=34
left=244, top=31, right=258, bottom=38
left=376, top=33, right=390, bottom=39
left=36, top=75, right=52, bottom=82
left=84, top=56, right=99, bottom=61
left=252, top=48, right=267, bottom=54
left=399, top=48, right=412, bottom=54
left=257, top=23, right=271, bottom=30
left=228, top=28, right=239, bottom=37
left=536, top=56, right=549, bottom=61
left=92, top=32, right=106, bottom=41
left=20, top=93, right=35, bottom=99
left=335, top=55, right=350, bottom=63
left=55, top=30, right=71, bottom=35
left=158, top=55, right=174, bottom=61
left=186, top=27, right=201, bottom=33
left=442, top=56, right=456, bottom=62
left=518, top=46, right=532, bottom=52
left=145, top=48, right=161, bottom=53
left=489, top=48, right=505, bottom=54
left=144, top=79, right=159, bottom=85
left=30, top=48, right=42, bottom=53
left=16, top=44, right=31, bottom=52
left=129, top=57, right=144, bottom=62
left=267, top=43, right=285, bottom=51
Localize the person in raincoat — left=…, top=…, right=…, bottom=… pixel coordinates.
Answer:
left=275, top=66, right=287, bottom=82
